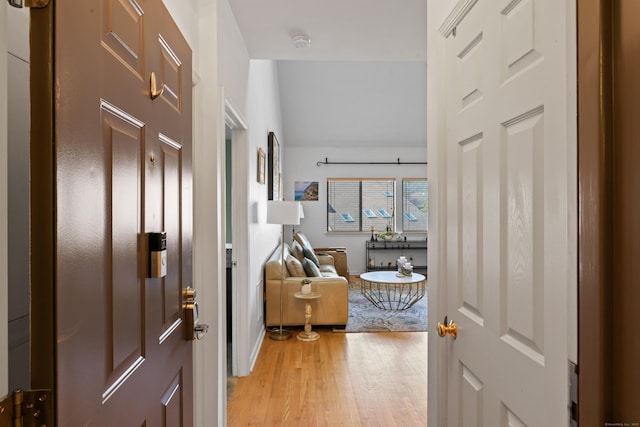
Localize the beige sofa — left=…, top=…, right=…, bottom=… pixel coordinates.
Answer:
left=264, top=243, right=348, bottom=327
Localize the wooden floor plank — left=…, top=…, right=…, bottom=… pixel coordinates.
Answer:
left=227, top=329, right=428, bottom=426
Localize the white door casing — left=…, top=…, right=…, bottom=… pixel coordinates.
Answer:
left=224, top=96, right=250, bottom=377
left=428, top=0, right=576, bottom=425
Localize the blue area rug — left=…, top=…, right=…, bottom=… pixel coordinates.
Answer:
left=336, top=283, right=428, bottom=333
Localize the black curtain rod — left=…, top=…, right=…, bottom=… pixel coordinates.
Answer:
left=316, top=158, right=428, bottom=167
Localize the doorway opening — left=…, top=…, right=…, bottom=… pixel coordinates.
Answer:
left=223, top=97, right=249, bottom=381
left=225, top=124, right=233, bottom=380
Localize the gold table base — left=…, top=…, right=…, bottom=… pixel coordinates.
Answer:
left=294, top=292, right=321, bottom=342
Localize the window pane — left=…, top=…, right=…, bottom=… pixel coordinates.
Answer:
left=327, top=181, right=360, bottom=231
left=402, top=179, right=428, bottom=231
left=362, top=180, right=395, bottom=233
left=327, top=179, right=395, bottom=232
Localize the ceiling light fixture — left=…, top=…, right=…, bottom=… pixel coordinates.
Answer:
left=293, top=35, right=311, bottom=49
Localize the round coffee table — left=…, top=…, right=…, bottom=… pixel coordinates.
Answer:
left=359, top=271, right=426, bottom=310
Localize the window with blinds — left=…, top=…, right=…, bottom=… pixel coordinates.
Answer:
left=327, top=179, right=395, bottom=232
left=326, top=178, right=428, bottom=233
left=402, top=179, right=428, bottom=231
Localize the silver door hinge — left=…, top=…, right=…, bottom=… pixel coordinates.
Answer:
left=0, top=390, right=53, bottom=427
left=7, top=0, right=50, bottom=8
left=569, top=362, right=578, bottom=426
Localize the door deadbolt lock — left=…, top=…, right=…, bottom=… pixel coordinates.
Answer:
left=437, top=316, right=458, bottom=340
left=184, top=287, right=209, bottom=341
left=148, top=232, right=167, bottom=278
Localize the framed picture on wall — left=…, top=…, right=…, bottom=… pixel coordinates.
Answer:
left=268, top=132, right=282, bottom=200
left=257, top=148, right=266, bottom=184
left=295, top=181, right=319, bottom=201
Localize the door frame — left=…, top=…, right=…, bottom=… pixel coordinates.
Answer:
left=224, top=96, right=249, bottom=377
left=577, top=0, right=614, bottom=422
left=426, top=2, right=456, bottom=425
left=29, top=3, right=55, bottom=393
left=0, top=0, right=9, bottom=400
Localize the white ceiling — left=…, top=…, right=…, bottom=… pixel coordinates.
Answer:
left=226, top=0, right=429, bottom=147
left=278, top=60, right=427, bottom=147
left=227, top=0, right=428, bottom=61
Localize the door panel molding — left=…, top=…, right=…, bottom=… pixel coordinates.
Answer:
left=439, top=0, right=479, bottom=37
left=100, top=0, right=145, bottom=79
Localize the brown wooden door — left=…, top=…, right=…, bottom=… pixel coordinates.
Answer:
left=31, top=0, right=193, bottom=425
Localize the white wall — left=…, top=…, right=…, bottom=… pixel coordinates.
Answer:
left=218, top=0, right=250, bottom=114
left=245, top=59, right=284, bottom=344
left=285, top=145, right=427, bottom=275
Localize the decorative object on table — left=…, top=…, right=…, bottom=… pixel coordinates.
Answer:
left=378, top=224, right=397, bottom=241
left=397, top=256, right=406, bottom=273
left=370, top=227, right=375, bottom=242
left=379, top=232, right=395, bottom=241
left=400, top=263, right=413, bottom=276
left=294, top=291, right=321, bottom=341
left=300, top=278, right=312, bottom=295
left=368, top=258, right=375, bottom=268
left=397, top=256, right=413, bottom=277
left=267, top=132, right=282, bottom=201
left=267, top=200, right=303, bottom=340
left=257, top=147, right=266, bottom=184
left=294, top=181, right=319, bottom=201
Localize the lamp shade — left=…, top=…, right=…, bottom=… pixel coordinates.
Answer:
left=267, top=201, right=302, bottom=225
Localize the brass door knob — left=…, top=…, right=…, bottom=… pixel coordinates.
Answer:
left=437, top=316, right=457, bottom=340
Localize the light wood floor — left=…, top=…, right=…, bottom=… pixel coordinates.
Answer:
left=227, top=329, right=428, bottom=426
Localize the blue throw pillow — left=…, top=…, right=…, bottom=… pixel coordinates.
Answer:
left=302, top=247, right=320, bottom=267
left=303, top=257, right=321, bottom=277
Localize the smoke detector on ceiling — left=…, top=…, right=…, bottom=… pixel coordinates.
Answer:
left=293, top=35, right=311, bottom=49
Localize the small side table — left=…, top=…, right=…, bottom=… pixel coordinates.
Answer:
left=294, top=291, right=321, bottom=341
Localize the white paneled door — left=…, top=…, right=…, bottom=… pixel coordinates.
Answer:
left=430, top=0, right=575, bottom=425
